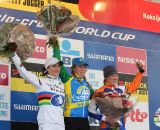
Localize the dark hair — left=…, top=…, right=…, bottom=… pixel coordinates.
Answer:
left=103, top=65, right=117, bottom=78
left=71, top=65, right=92, bottom=88
left=103, top=78, right=107, bottom=84
left=42, top=67, right=48, bottom=76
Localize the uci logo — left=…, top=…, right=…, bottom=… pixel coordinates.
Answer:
left=51, top=95, right=64, bottom=106
left=60, top=39, right=80, bottom=66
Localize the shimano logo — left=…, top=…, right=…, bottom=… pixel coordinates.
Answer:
left=14, top=104, right=39, bottom=111
left=87, top=53, right=114, bottom=61
left=0, top=14, right=43, bottom=27
left=75, top=27, right=135, bottom=41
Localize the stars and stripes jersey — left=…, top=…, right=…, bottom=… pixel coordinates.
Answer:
left=88, top=73, right=143, bottom=130
left=12, top=53, right=65, bottom=126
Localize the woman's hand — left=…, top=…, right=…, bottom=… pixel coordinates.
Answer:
left=136, top=62, right=145, bottom=73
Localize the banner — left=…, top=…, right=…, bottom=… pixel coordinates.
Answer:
left=11, top=91, right=38, bottom=122
left=79, top=0, right=160, bottom=33
left=0, top=64, right=10, bottom=121
left=67, top=20, right=160, bottom=52
left=84, top=41, right=116, bottom=70
left=147, top=51, right=160, bottom=130
left=126, top=102, right=149, bottom=130
left=11, top=62, right=43, bottom=93
left=116, top=46, right=147, bottom=75
left=0, top=121, right=10, bottom=130
left=59, top=38, right=84, bottom=67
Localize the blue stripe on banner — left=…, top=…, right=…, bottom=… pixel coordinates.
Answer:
left=65, top=20, right=160, bottom=52
left=0, top=121, right=10, bottom=130
left=11, top=91, right=38, bottom=122
left=147, top=51, right=160, bottom=130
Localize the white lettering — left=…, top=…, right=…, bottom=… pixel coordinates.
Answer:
left=14, top=104, right=39, bottom=111
left=0, top=73, right=7, bottom=79
left=118, top=57, right=145, bottom=65
left=87, top=53, right=114, bottom=61
left=143, top=12, right=160, bottom=23
left=35, top=46, right=45, bottom=53
left=75, top=27, right=135, bottom=41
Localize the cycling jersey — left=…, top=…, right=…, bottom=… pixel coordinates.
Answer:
left=12, top=53, right=65, bottom=126
left=89, top=73, right=143, bottom=130
left=53, top=47, right=94, bottom=118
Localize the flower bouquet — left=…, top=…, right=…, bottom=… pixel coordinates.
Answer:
left=0, top=22, right=35, bottom=61
left=94, top=92, right=137, bottom=129
left=37, top=4, right=80, bottom=48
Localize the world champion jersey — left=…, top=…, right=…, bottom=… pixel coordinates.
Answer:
left=12, top=53, right=65, bottom=126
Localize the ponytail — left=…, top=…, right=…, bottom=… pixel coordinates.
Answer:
left=42, top=67, right=48, bottom=76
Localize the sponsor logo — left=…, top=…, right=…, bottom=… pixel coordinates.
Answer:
left=0, top=13, right=42, bottom=27
left=116, top=46, right=147, bottom=75
left=87, top=53, right=114, bottom=61
left=0, top=73, right=7, bottom=80
left=32, top=38, right=47, bottom=59
left=0, top=65, right=8, bottom=86
left=75, top=27, right=135, bottom=41
left=0, top=87, right=10, bottom=121
left=128, top=109, right=148, bottom=122
left=118, top=57, right=145, bottom=65
left=143, top=12, right=160, bottom=23
left=86, top=70, right=103, bottom=90
left=84, top=41, right=116, bottom=70
left=79, top=0, right=160, bottom=33
left=61, top=39, right=80, bottom=56
left=22, top=0, right=44, bottom=7
left=73, top=86, right=90, bottom=102
left=51, top=95, right=64, bottom=106
left=59, top=38, right=84, bottom=67
left=0, top=8, right=45, bottom=34
left=1, top=0, right=44, bottom=8
left=14, top=104, right=39, bottom=111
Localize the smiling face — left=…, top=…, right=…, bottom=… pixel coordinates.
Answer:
left=73, top=65, right=88, bottom=78
left=47, top=63, right=61, bottom=77
left=104, top=73, right=119, bottom=86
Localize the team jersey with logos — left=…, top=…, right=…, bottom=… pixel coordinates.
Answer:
left=88, top=73, right=143, bottom=130
left=53, top=47, right=94, bottom=118
left=12, top=53, right=65, bottom=126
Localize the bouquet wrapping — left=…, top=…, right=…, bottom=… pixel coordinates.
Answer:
left=37, top=4, right=80, bottom=48
left=0, top=22, right=35, bottom=61
left=94, top=92, right=136, bottom=128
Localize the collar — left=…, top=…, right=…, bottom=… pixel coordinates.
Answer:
left=103, top=84, right=117, bottom=89
left=74, top=74, right=84, bottom=82
left=47, top=74, right=59, bottom=80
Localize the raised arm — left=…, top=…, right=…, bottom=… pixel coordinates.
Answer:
left=126, top=62, right=144, bottom=93
left=53, top=47, right=71, bottom=83
left=126, top=72, right=143, bottom=93
left=12, top=53, right=41, bottom=88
